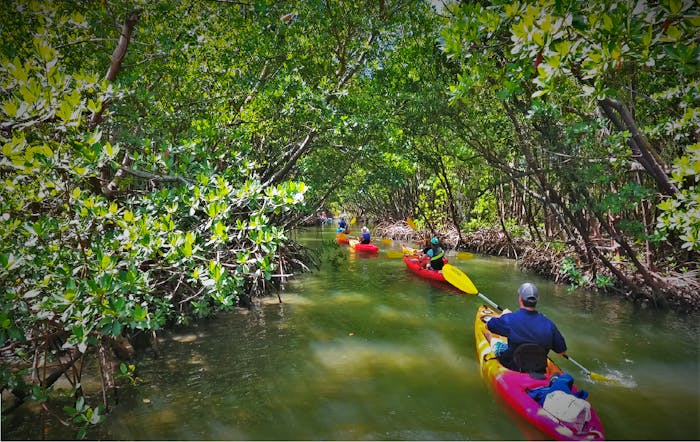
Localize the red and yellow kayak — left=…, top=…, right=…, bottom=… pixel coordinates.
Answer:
left=402, top=255, right=447, bottom=282
left=336, top=233, right=350, bottom=244
left=349, top=239, right=379, bottom=253
left=475, top=305, right=605, bottom=440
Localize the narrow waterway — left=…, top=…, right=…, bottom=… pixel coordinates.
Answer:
left=4, top=228, right=699, bottom=440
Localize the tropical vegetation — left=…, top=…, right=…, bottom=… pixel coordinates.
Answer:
left=1, top=0, right=697, bottom=438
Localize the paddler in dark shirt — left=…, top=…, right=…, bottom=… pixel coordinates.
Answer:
left=486, top=282, right=567, bottom=371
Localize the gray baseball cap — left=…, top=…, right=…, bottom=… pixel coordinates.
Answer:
left=518, top=282, right=538, bottom=303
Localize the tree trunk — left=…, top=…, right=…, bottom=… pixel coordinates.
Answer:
left=97, top=341, right=116, bottom=409
left=436, top=155, right=464, bottom=244
left=598, top=98, right=678, bottom=196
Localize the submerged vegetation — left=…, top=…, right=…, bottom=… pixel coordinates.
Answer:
left=1, top=0, right=697, bottom=438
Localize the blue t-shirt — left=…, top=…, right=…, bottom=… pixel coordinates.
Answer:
left=361, top=232, right=371, bottom=243
left=486, top=308, right=567, bottom=357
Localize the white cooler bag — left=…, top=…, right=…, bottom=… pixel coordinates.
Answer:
left=542, top=390, right=592, bottom=432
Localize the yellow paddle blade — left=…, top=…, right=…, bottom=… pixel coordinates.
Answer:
left=406, top=218, right=416, bottom=230
left=589, top=372, right=615, bottom=383
left=385, top=251, right=404, bottom=258
left=402, top=245, right=419, bottom=256
left=456, top=252, right=473, bottom=260
left=561, top=354, right=620, bottom=384
left=442, top=264, right=478, bottom=295
left=350, top=217, right=356, bottom=225
left=381, top=238, right=393, bottom=245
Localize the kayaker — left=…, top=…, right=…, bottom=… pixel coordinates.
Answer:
left=485, top=282, right=567, bottom=372
left=421, top=237, right=445, bottom=271
left=360, top=226, right=371, bottom=244
left=337, top=217, right=349, bottom=234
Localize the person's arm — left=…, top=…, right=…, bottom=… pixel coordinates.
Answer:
left=551, top=324, right=567, bottom=354
left=486, top=315, right=511, bottom=336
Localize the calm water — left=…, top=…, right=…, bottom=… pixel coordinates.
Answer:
left=4, top=228, right=700, bottom=440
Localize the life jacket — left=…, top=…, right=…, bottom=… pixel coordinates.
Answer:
left=361, top=232, right=371, bottom=244
left=429, top=247, right=444, bottom=264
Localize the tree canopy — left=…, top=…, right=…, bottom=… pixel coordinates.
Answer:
left=1, top=0, right=697, bottom=437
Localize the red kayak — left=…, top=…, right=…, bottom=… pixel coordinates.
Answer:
left=349, top=239, right=379, bottom=253
left=402, top=255, right=447, bottom=282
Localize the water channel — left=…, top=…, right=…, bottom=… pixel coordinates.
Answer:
left=4, top=228, right=699, bottom=440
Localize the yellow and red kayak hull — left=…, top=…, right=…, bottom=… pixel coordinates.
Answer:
left=474, top=305, right=605, bottom=441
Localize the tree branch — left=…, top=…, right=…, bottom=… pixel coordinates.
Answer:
left=598, top=97, right=678, bottom=196
left=89, top=10, right=140, bottom=130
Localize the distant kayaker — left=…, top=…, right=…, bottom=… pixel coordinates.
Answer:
left=486, top=282, right=567, bottom=372
left=337, top=217, right=349, bottom=234
left=421, top=237, right=445, bottom=271
left=360, top=226, right=371, bottom=244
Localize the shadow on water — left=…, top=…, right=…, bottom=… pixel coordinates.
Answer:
left=3, top=227, right=699, bottom=440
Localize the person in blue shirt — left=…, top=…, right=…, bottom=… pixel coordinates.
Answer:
left=360, top=226, right=371, bottom=244
left=420, top=237, right=445, bottom=271
left=486, top=282, right=567, bottom=371
left=337, top=217, right=348, bottom=234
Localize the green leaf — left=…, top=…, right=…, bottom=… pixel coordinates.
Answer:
left=669, top=0, right=682, bottom=14
left=133, top=304, right=147, bottom=322
left=99, top=253, right=111, bottom=270
left=33, top=38, right=56, bottom=62
left=87, top=129, right=102, bottom=146
left=665, top=25, right=681, bottom=41
left=3, top=100, right=18, bottom=118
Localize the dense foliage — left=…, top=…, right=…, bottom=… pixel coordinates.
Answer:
left=1, top=0, right=426, bottom=437
left=1, top=0, right=697, bottom=438
left=439, top=0, right=698, bottom=298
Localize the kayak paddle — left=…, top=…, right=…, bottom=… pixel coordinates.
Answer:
left=442, top=264, right=503, bottom=310
left=350, top=217, right=356, bottom=225
left=385, top=251, right=405, bottom=258
left=442, top=263, right=615, bottom=383
left=402, top=245, right=420, bottom=256
left=385, top=247, right=420, bottom=259
left=406, top=217, right=416, bottom=230
left=561, top=354, right=614, bottom=383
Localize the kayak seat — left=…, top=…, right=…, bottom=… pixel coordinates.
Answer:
left=513, top=343, right=548, bottom=379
